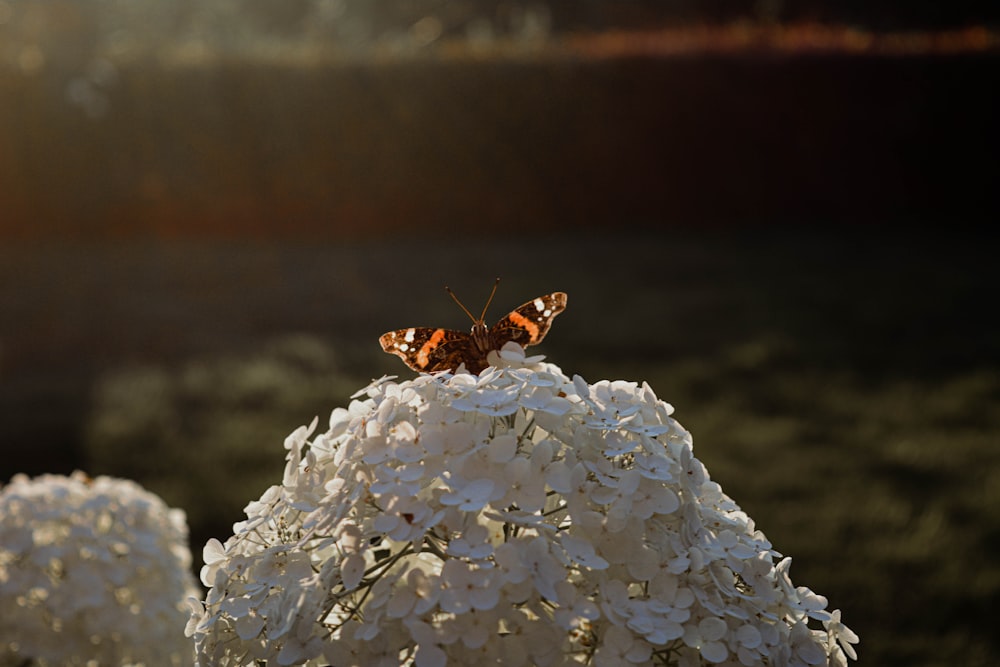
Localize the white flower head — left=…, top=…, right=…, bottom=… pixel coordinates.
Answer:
left=0, top=471, right=199, bottom=666
left=191, top=345, right=857, bottom=665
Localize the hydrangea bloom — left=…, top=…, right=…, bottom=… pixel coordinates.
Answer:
left=189, top=343, right=858, bottom=666
left=0, top=471, right=198, bottom=666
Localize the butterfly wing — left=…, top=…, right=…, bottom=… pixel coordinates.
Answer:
left=491, top=292, right=568, bottom=348
left=379, top=327, right=477, bottom=373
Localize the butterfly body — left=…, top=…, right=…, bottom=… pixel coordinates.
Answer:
left=380, top=287, right=567, bottom=374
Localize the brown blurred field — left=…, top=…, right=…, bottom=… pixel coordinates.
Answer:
left=2, top=28, right=999, bottom=667
left=2, top=28, right=998, bottom=239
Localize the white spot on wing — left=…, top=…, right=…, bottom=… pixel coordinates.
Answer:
left=404, top=328, right=416, bottom=342
left=534, top=298, right=545, bottom=311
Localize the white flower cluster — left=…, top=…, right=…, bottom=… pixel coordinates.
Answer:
left=0, top=471, right=199, bottom=667
left=189, top=344, right=858, bottom=666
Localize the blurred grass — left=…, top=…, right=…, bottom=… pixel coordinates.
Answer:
left=83, top=335, right=370, bottom=539
left=2, top=228, right=993, bottom=665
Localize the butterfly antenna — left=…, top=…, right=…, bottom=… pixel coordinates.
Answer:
left=478, top=278, right=501, bottom=322
left=445, top=278, right=501, bottom=325
left=445, top=285, right=478, bottom=324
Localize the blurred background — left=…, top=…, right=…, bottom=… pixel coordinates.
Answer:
left=1, top=2, right=998, bottom=665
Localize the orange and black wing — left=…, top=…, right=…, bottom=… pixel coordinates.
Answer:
left=491, top=292, right=568, bottom=348
left=379, top=327, right=477, bottom=373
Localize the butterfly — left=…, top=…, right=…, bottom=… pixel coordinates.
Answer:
left=379, top=279, right=567, bottom=374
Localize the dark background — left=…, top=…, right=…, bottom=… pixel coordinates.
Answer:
left=2, top=2, right=999, bottom=665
